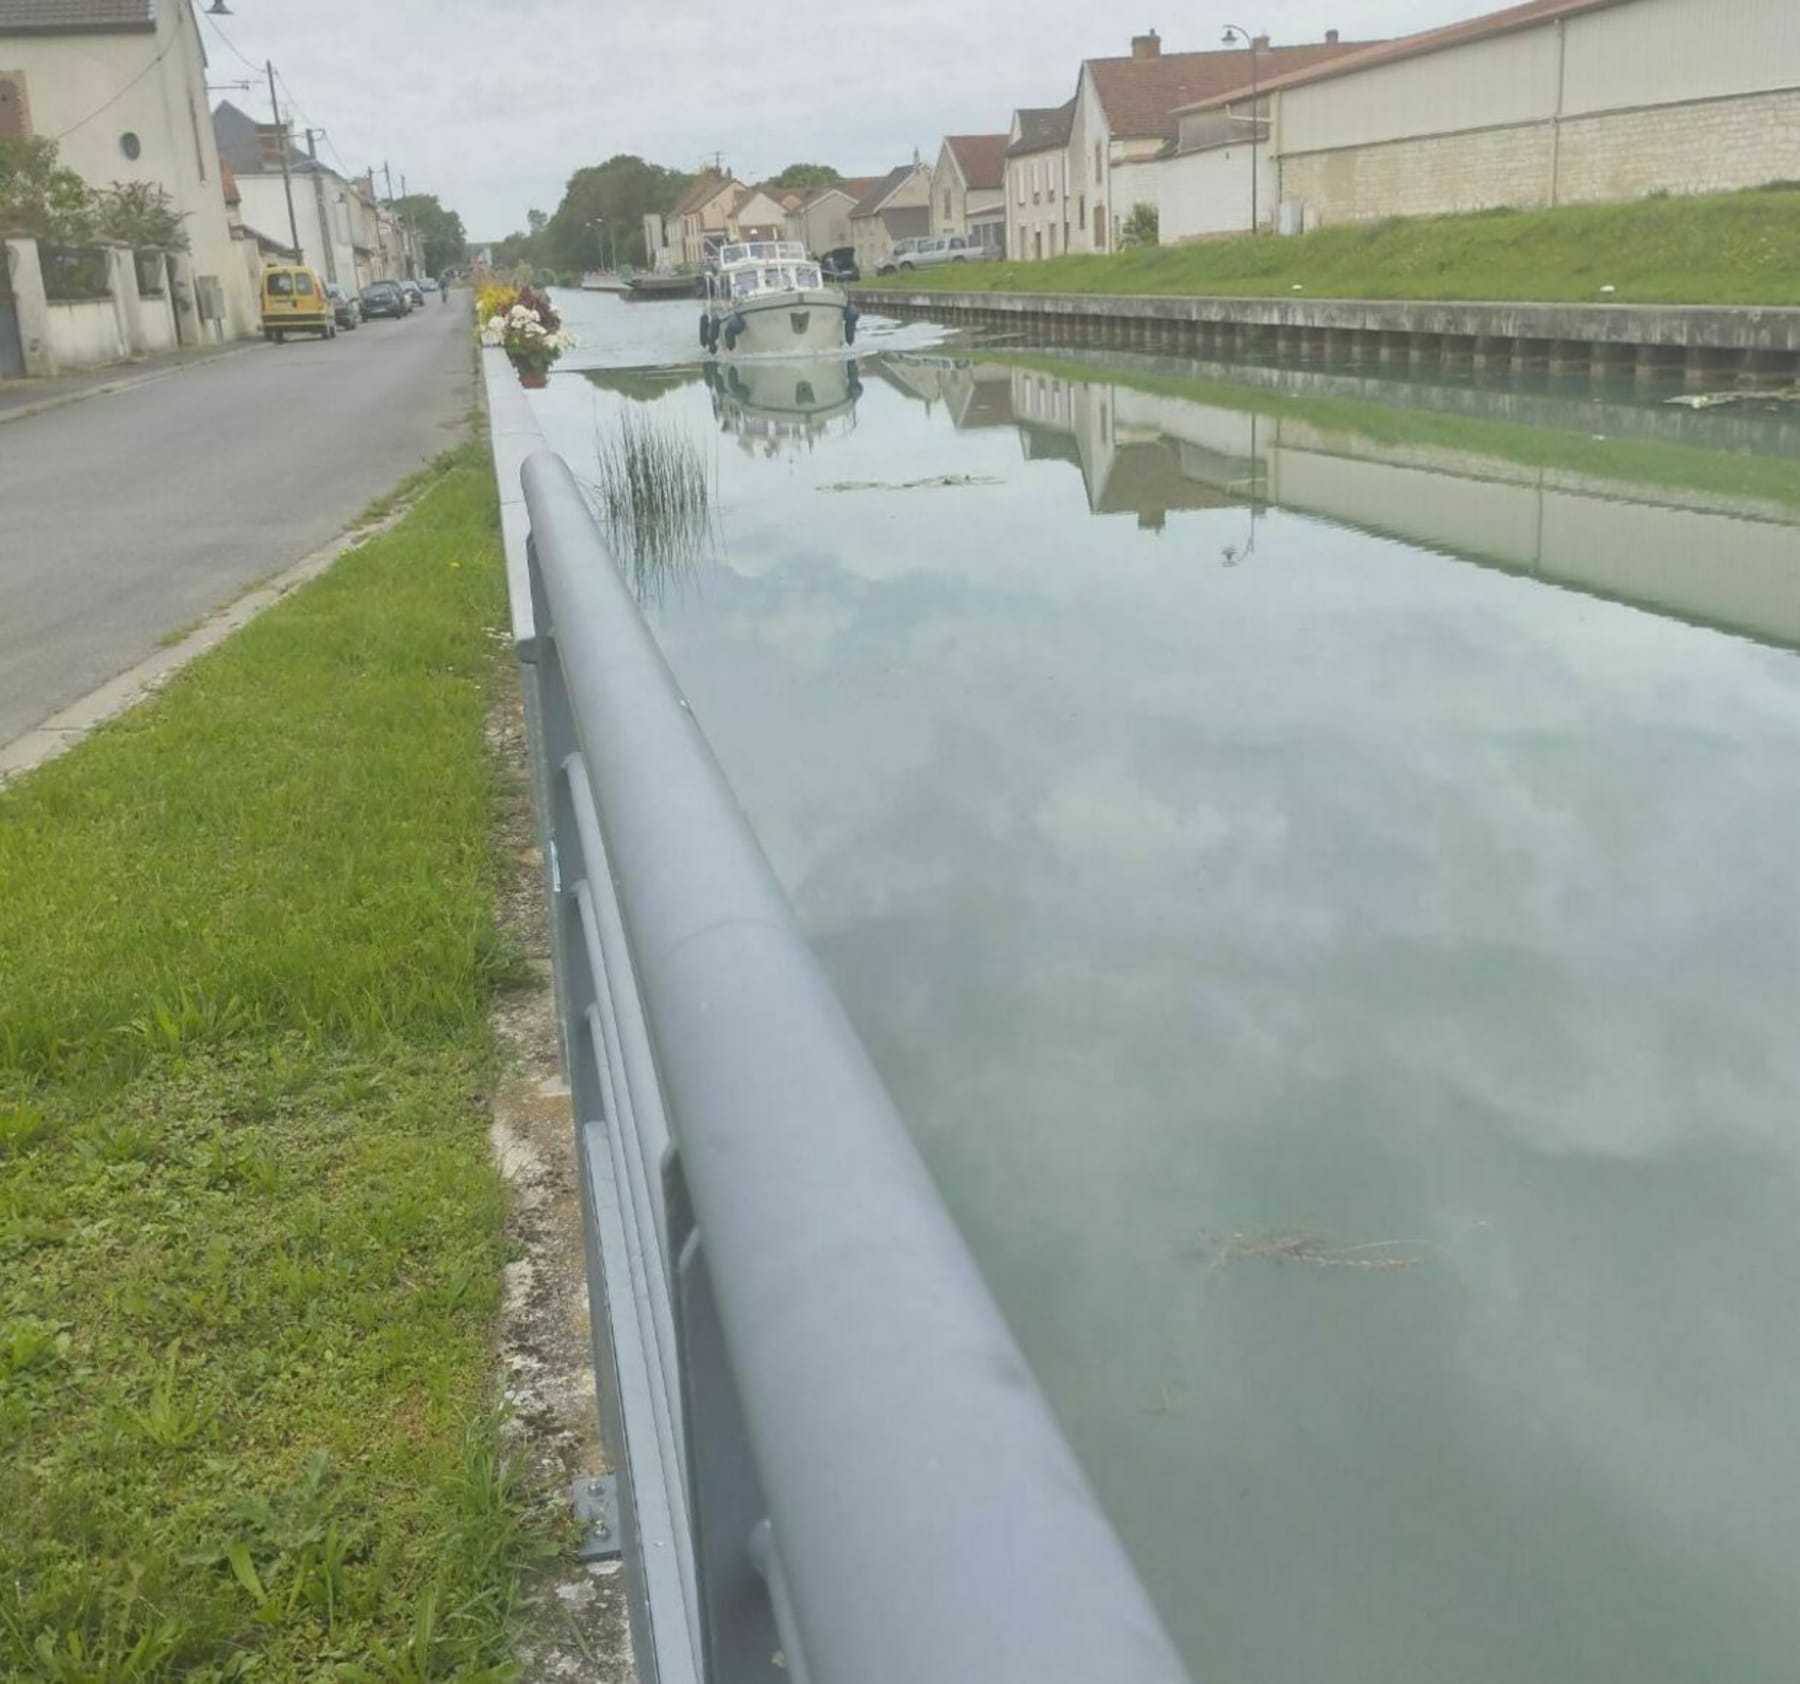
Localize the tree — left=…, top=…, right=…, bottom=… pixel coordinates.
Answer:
left=1122, top=201, right=1160, bottom=247
left=540, top=155, right=693, bottom=272
left=392, top=192, right=467, bottom=276
left=0, top=136, right=94, bottom=240
left=768, top=163, right=842, bottom=189
left=95, top=181, right=189, bottom=250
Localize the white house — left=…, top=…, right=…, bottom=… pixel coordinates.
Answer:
left=671, top=171, right=744, bottom=269
left=1176, top=0, right=1800, bottom=233
left=849, top=161, right=931, bottom=275
left=1004, top=101, right=1074, bottom=260
left=930, top=134, right=1008, bottom=251
left=785, top=181, right=868, bottom=257
left=0, top=0, right=254, bottom=340
left=1059, top=29, right=1372, bottom=253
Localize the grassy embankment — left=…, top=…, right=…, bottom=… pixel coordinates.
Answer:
left=0, top=449, right=546, bottom=1681
left=990, top=350, right=1800, bottom=514
left=877, top=185, right=1800, bottom=305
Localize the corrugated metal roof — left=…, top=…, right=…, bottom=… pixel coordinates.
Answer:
left=0, top=0, right=155, bottom=31
left=1176, top=0, right=1630, bottom=112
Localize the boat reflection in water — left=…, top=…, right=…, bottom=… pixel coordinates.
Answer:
left=704, top=356, right=864, bottom=458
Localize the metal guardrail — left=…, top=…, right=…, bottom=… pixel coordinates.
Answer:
left=513, top=446, right=1192, bottom=1684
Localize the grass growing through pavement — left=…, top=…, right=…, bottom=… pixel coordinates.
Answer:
left=0, top=448, right=547, bottom=1680
left=875, top=183, right=1800, bottom=304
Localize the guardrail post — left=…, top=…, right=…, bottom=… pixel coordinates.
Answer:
left=666, top=1168, right=785, bottom=1681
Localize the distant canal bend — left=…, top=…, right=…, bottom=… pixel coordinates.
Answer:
left=524, top=290, right=1800, bottom=1684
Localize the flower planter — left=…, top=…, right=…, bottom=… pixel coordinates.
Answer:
left=480, top=284, right=574, bottom=392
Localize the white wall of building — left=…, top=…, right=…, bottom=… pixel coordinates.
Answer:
left=1005, top=146, right=1071, bottom=259
left=1274, top=0, right=1800, bottom=223
left=1, top=0, right=254, bottom=338
left=1067, top=69, right=1111, bottom=252
left=1157, top=141, right=1279, bottom=241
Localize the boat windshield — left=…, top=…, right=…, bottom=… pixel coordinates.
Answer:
left=719, top=261, right=828, bottom=299
left=718, top=240, right=808, bottom=268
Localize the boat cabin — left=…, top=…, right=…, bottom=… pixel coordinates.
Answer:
left=707, top=240, right=824, bottom=301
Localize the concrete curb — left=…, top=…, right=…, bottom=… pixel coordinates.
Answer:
left=0, top=342, right=257, bottom=427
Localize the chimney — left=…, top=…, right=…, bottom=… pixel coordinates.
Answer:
left=1131, top=29, right=1161, bottom=58
left=1252, top=33, right=1271, bottom=50
left=1325, top=28, right=1339, bottom=43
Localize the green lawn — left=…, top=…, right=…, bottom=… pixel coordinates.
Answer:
left=0, top=452, right=547, bottom=1681
left=872, top=185, right=1800, bottom=305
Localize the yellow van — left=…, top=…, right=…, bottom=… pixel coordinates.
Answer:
left=260, top=264, right=335, bottom=341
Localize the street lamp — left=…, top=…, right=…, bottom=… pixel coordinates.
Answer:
left=1221, top=24, right=1260, bottom=234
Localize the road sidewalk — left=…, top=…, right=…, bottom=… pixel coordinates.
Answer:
left=0, top=338, right=252, bottom=425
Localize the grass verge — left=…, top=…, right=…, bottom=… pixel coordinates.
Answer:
left=872, top=184, right=1800, bottom=305
left=0, top=446, right=547, bottom=1681
left=990, top=349, right=1800, bottom=514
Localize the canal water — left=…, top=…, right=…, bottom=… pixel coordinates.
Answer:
left=528, top=290, right=1800, bottom=1684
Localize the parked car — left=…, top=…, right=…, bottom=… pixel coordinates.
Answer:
left=360, top=279, right=408, bottom=319
left=402, top=280, right=426, bottom=309
left=326, top=284, right=361, bottom=330
left=820, top=247, right=859, bottom=283
left=875, top=237, right=931, bottom=277
left=259, top=263, right=335, bottom=341
left=893, top=236, right=996, bottom=273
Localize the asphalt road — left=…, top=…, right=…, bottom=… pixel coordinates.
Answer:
left=0, top=300, right=473, bottom=751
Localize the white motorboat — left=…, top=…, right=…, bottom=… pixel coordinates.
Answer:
left=700, top=241, right=860, bottom=357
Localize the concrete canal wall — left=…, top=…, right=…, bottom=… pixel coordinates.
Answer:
left=858, top=289, right=1800, bottom=387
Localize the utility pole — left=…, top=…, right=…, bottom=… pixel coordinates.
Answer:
left=266, top=60, right=302, bottom=261
left=303, top=127, right=337, bottom=283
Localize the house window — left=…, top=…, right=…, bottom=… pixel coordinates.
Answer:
left=1077, top=194, right=1085, bottom=229
left=942, top=190, right=951, bottom=218
left=1094, top=203, right=1106, bottom=249
left=1034, top=229, right=1042, bottom=259
left=188, top=94, right=206, bottom=182
left=1094, top=141, right=1102, bottom=183
left=1048, top=225, right=1056, bottom=257
left=1016, top=169, right=1024, bottom=205
left=1017, top=222, right=1026, bottom=255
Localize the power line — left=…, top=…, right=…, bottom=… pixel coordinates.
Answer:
left=198, top=4, right=261, bottom=76
left=53, top=33, right=179, bottom=141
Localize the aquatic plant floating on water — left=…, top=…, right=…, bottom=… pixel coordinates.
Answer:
left=1190, top=1229, right=1443, bottom=1272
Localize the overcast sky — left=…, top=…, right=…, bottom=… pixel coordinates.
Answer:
left=201, top=0, right=1493, bottom=238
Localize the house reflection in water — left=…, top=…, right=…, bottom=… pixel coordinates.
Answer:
left=908, top=355, right=1800, bottom=651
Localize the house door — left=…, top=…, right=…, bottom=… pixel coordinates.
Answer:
left=0, top=247, right=25, bottom=379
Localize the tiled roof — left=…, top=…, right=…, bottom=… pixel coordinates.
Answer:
left=1177, top=0, right=1627, bottom=112
left=0, top=0, right=153, bottom=29
left=1008, top=100, right=1075, bottom=157
left=849, top=164, right=918, bottom=220
left=836, top=175, right=883, bottom=204
left=1089, top=40, right=1378, bottom=142
left=944, top=133, right=1009, bottom=191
